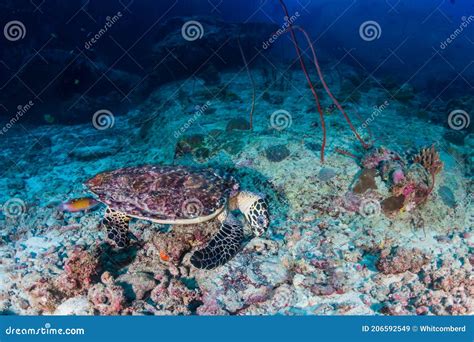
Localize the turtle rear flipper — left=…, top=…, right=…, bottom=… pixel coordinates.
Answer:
left=102, top=207, right=131, bottom=248
left=190, top=212, right=243, bottom=270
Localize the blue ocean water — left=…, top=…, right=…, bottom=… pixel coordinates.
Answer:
left=0, top=0, right=472, bottom=317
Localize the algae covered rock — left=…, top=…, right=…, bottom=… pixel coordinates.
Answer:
left=376, top=247, right=429, bottom=275
left=175, top=134, right=206, bottom=157
left=353, top=168, right=377, bottom=194
left=116, top=272, right=157, bottom=301
left=226, top=117, right=251, bottom=131
left=265, top=144, right=290, bottom=162
left=318, top=167, right=337, bottom=182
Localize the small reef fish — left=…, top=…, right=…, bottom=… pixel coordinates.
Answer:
left=60, top=197, right=100, bottom=212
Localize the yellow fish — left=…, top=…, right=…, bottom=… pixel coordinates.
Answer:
left=60, top=197, right=99, bottom=212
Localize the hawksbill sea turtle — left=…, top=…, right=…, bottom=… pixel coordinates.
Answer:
left=85, top=165, right=270, bottom=269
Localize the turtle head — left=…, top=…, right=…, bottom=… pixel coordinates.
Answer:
left=235, top=191, right=269, bottom=236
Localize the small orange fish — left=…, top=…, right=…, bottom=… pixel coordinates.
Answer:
left=159, top=251, right=170, bottom=262
left=60, top=197, right=99, bottom=212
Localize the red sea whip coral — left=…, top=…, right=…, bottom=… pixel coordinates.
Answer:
left=237, top=36, right=255, bottom=130
left=278, top=0, right=370, bottom=162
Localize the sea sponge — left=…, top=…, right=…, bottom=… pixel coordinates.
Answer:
left=392, top=169, right=405, bottom=184
left=353, top=168, right=377, bottom=194
left=381, top=195, right=405, bottom=215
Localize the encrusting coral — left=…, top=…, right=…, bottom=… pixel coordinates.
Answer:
left=25, top=247, right=101, bottom=313
left=376, top=246, right=430, bottom=275
left=87, top=272, right=127, bottom=315
left=353, top=145, right=444, bottom=216
left=55, top=247, right=100, bottom=297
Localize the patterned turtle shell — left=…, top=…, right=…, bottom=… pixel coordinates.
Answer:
left=85, top=165, right=238, bottom=222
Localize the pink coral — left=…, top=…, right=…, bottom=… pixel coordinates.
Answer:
left=55, top=247, right=100, bottom=297
left=402, top=183, right=416, bottom=197
left=87, top=272, right=126, bottom=315
left=362, top=147, right=400, bottom=169
left=150, top=278, right=202, bottom=314
left=392, top=169, right=405, bottom=184
left=376, top=247, right=429, bottom=275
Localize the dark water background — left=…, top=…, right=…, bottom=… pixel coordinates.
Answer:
left=0, top=0, right=472, bottom=126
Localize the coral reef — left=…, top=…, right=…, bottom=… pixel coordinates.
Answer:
left=354, top=145, right=444, bottom=216
left=25, top=278, right=64, bottom=314
left=116, top=272, right=157, bottom=301
left=376, top=246, right=430, bottom=275
left=55, top=247, right=100, bottom=297
left=0, top=57, right=470, bottom=317
left=53, top=296, right=93, bottom=315
left=87, top=272, right=127, bottom=315
left=413, top=145, right=443, bottom=178
left=150, top=278, right=202, bottom=315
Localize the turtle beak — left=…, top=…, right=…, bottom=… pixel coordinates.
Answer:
left=237, top=191, right=270, bottom=237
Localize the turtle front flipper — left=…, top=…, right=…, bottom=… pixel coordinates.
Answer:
left=190, top=211, right=244, bottom=270
left=102, top=207, right=131, bottom=248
